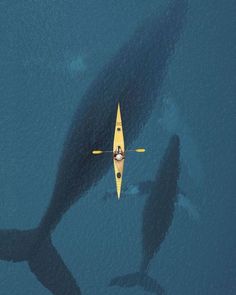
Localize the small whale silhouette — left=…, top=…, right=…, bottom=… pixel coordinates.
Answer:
left=110, top=135, right=181, bottom=295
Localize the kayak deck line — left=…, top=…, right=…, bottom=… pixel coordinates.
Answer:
left=113, top=103, right=125, bottom=199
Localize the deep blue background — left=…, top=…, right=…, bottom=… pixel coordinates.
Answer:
left=0, top=0, right=235, bottom=294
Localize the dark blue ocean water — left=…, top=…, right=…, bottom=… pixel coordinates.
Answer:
left=0, top=0, right=235, bottom=294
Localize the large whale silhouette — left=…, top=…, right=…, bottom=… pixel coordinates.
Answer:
left=110, top=135, right=180, bottom=294
left=0, top=1, right=188, bottom=294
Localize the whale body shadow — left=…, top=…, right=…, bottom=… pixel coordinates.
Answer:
left=0, top=1, right=188, bottom=294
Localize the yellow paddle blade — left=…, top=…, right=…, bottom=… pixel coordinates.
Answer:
left=92, top=150, right=104, bottom=155
left=135, top=148, right=145, bottom=152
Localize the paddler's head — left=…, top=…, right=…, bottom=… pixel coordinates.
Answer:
left=115, top=153, right=123, bottom=161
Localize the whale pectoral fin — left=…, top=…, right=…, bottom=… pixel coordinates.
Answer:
left=177, top=191, right=200, bottom=221
left=103, top=191, right=115, bottom=201
left=28, top=238, right=81, bottom=295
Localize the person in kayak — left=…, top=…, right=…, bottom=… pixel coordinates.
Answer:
left=114, top=146, right=125, bottom=161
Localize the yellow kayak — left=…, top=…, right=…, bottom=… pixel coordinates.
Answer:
left=113, top=103, right=125, bottom=199
left=92, top=103, right=145, bottom=199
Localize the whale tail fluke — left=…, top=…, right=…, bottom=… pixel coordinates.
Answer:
left=109, top=272, right=166, bottom=295
left=0, top=229, right=38, bottom=262
left=0, top=229, right=81, bottom=295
